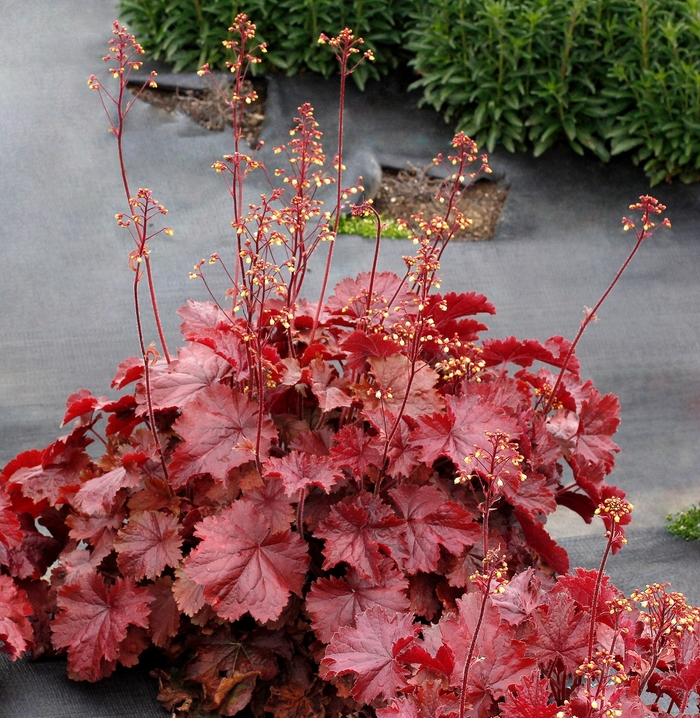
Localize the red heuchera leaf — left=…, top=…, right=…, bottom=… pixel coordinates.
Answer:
left=185, top=501, right=309, bottom=623
left=7, top=430, right=91, bottom=505
left=389, top=485, right=480, bottom=574
left=440, top=594, right=536, bottom=715
left=330, top=424, right=384, bottom=479
left=555, top=489, right=597, bottom=523
left=326, top=272, right=412, bottom=324
left=573, top=384, right=620, bottom=473
left=114, top=510, right=183, bottom=581
left=51, top=572, right=153, bottom=681
left=515, top=509, right=570, bottom=574
left=172, top=567, right=206, bottom=618
left=529, top=591, right=589, bottom=673
left=376, top=697, right=421, bottom=718
left=554, top=568, right=619, bottom=621
left=62, top=389, right=106, bottom=426
left=306, top=559, right=410, bottom=643
left=412, top=394, right=521, bottom=467
left=0, top=490, right=23, bottom=550
left=500, top=671, right=560, bottom=718
left=111, top=356, right=144, bottom=390
left=364, top=356, right=442, bottom=419
left=504, top=473, right=557, bottom=519
left=241, top=477, right=294, bottom=534
left=169, top=385, right=277, bottom=487
left=491, top=568, right=551, bottom=627
left=72, top=462, right=143, bottom=516
left=341, top=330, right=402, bottom=371
left=307, top=357, right=353, bottom=412
left=315, top=491, right=407, bottom=583
left=148, top=576, right=181, bottom=647
left=178, top=299, right=232, bottom=336
left=140, top=343, right=233, bottom=412
left=480, top=336, right=580, bottom=374
left=263, top=451, right=341, bottom=497
left=322, top=606, right=417, bottom=704
left=102, top=394, right=141, bottom=438
left=0, top=575, right=34, bottom=659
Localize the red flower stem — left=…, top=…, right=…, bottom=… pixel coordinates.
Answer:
left=133, top=272, right=170, bottom=481
left=543, top=212, right=656, bottom=415
left=311, top=49, right=348, bottom=344
left=114, top=73, right=171, bottom=365
left=459, top=565, right=495, bottom=718
left=364, top=204, right=383, bottom=317
left=587, top=528, right=614, bottom=663
left=297, top=487, right=305, bottom=540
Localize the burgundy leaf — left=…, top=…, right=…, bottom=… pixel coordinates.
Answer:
left=114, top=510, right=183, bottom=581
left=185, top=501, right=309, bottom=623
left=515, top=509, right=569, bottom=575
left=169, top=384, right=277, bottom=487
left=306, top=560, right=410, bottom=642
left=330, top=424, right=384, bottom=479
left=140, top=343, right=233, bottom=412
left=148, top=576, right=181, bottom=647
left=264, top=450, right=341, bottom=497
left=500, top=671, right=560, bottom=718
left=364, top=355, right=443, bottom=419
left=322, top=606, right=417, bottom=703
left=72, top=462, right=143, bottom=516
left=315, top=491, right=407, bottom=582
left=111, top=356, right=144, bottom=390
left=412, top=394, right=521, bottom=467
left=389, top=484, right=480, bottom=574
left=341, top=330, right=403, bottom=371
left=51, top=572, right=153, bottom=681
left=0, top=575, right=34, bottom=660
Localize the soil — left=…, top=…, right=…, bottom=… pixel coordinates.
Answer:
left=130, top=78, right=507, bottom=240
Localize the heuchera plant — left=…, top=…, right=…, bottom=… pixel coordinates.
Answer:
left=1, top=16, right=698, bottom=718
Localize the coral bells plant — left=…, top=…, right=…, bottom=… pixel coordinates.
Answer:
left=1, top=15, right=698, bottom=718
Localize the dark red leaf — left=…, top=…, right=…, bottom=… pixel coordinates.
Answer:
left=306, top=559, right=410, bottom=642
left=8, top=431, right=91, bottom=505
left=0, top=575, right=34, bottom=660
left=62, top=389, right=105, bottom=427
left=140, top=343, right=233, bottom=412
left=555, top=489, right=597, bottom=523
left=481, top=336, right=579, bottom=374
left=148, top=576, right=181, bottom=647
left=326, top=272, right=412, bottom=325
left=307, top=357, right=353, bottom=412
left=114, top=510, right=183, bottom=581
left=529, top=591, right=589, bottom=673
left=322, top=606, right=417, bottom=704
left=51, top=572, right=153, bottom=681
left=341, top=330, right=403, bottom=371
left=362, top=355, right=443, bottom=419
left=439, top=593, right=536, bottom=714
left=500, top=671, right=560, bottom=718
left=515, top=510, right=569, bottom=575
left=315, top=491, right=407, bottom=582
left=330, top=424, right=384, bottom=479
left=185, top=501, right=309, bottom=623
left=491, top=568, right=551, bottom=627
left=0, top=490, right=23, bottom=550
left=72, top=463, right=143, bottom=516
left=241, top=477, right=295, bottom=534
left=263, top=450, right=341, bottom=497
left=111, top=356, right=144, bottom=390
left=412, top=394, right=521, bottom=467
left=389, top=485, right=480, bottom=574
left=178, top=299, right=232, bottom=336
left=169, top=385, right=277, bottom=487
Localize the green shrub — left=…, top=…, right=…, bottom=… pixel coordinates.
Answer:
left=118, top=0, right=418, bottom=88
left=336, top=212, right=411, bottom=238
left=409, top=0, right=700, bottom=184
left=668, top=504, right=700, bottom=542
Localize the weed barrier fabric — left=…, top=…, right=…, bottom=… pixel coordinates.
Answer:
left=0, top=656, right=167, bottom=717
left=2, top=0, right=700, bottom=713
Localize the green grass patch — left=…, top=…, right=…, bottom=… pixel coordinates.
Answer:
left=336, top=213, right=411, bottom=239
left=667, top=505, right=700, bottom=542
